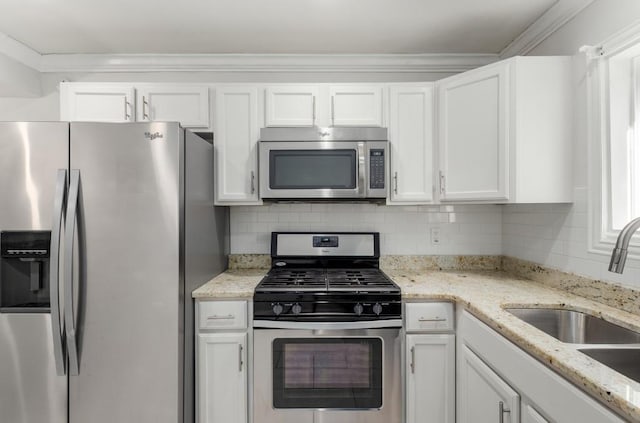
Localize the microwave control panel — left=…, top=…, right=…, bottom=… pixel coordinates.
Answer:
left=369, top=149, right=385, bottom=189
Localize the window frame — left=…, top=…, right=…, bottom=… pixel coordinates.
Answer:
left=588, top=21, right=640, bottom=259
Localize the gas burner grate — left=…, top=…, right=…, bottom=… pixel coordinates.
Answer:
left=257, top=269, right=327, bottom=291
left=326, top=269, right=396, bottom=292
left=256, top=268, right=398, bottom=293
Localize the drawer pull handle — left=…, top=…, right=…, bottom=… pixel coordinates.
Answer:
left=206, top=314, right=235, bottom=321
left=410, top=346, right=415, bottom=373
left=499, top=401, right=510, bottom=423
left=418, top=317, right=446, bottom=322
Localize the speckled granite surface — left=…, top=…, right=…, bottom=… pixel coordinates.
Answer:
left=503, top=256, right=640, bottom=316
left=193, top=255, right=640, bottom=421
left=192, top=269, right=264, bottom=298
left=380, top=254, right=501, bottom=271
left=228, top=254, right=271, bottom=270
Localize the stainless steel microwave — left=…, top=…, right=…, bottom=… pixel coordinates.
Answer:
left=259, top=127, right=388, bottom=200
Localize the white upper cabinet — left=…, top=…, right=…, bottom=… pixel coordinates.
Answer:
left=60, top=83, right=135, bottom=122
left=330, top=85, right=383, bottom=127
left=137, top=85, right=210, bottom=127
left=264, top=86, right=319, bottom=127
left=438, top=56, right=572, bottom=203
left=438, top=63, right=508, bottom=201
left=214, top=86, right=261, bottom=205
left=388, top=84, right=435, bottom=204
left=263, top=85, right=384, bottom=128
left=60, top=82, right=210, bottom=128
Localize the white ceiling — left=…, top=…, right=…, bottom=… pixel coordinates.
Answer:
left=0, top=0, right=562, bottom=55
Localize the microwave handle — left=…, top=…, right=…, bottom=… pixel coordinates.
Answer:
left=357, top=142, right=366, bottom=198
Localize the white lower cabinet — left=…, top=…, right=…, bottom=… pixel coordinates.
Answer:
left=458, top=344, right=519, bottom=423
left=406, top=334, right=455, bottom=423
left=197, top=300, right=249, bottom=423
left=522, top=403, right=550, bottom=423
left=198, top=333, right=247, bottom=423
left=458, top=310, right=625, bottom=423
left=404, top=302, right=455, bottom=423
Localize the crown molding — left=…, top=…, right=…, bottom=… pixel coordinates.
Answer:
left=38, top=53, right=498, bottom=73
left=499, top=0, right=596, bottom=58
left=597, top=19, right=640, bottom=58
left=0, top=33, right=41, bottom=69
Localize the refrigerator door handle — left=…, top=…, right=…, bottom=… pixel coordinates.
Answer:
left=50, top=169, right=67, bottom=376
left=64, top=169, right=81, bottom=376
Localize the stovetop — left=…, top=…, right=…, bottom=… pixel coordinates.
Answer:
left=253, top=232, right=402, bottom=322
left=255, top=267, right=399, bottom=293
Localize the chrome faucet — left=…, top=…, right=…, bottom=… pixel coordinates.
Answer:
left=608, top=216, right=640, bottom=273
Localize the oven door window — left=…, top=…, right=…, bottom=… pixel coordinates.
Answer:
left=272, top=337, right=383, bottom=409
left=269, top=149, right=357, bottom=189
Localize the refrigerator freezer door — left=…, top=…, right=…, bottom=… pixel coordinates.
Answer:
left=0, top=122, right=68, bottom=423
left=68, top=122, right=183, bottom=423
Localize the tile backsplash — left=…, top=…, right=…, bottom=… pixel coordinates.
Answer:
left=230, top=203, right=502, bottom=255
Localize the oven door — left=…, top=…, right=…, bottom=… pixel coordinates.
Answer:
left=259, top=141, right=365, bottom=199
left=253, top=327, right=401, bottom=423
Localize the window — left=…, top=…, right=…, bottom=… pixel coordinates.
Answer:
left=589, top=22, right=640, bottom=257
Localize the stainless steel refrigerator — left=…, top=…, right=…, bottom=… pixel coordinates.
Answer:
left=0, top=122, right=229, bottom=423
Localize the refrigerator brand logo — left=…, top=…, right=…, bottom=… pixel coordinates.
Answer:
left=144, top=131, right=164, bottom=140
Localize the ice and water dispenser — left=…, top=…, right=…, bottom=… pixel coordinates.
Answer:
left=0, top=231, right=51, bottom=312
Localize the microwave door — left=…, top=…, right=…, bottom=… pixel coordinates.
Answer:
left=260, top=141, right=362, bottom=199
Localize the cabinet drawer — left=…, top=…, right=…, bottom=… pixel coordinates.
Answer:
left=198, top=301, right=248, bottom=330
left=405, top=302, right=454, bottom=332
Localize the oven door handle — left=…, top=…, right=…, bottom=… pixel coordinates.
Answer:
left=253, top=319, right=402, bottom=330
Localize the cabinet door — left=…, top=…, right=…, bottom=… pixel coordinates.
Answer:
left=329, top=86, right=383, bottom=127
left=197, top=333, right=247, bottom=423
left=458, top=345, right=520, bottom=423
left=388, top=85, right=434, bottom=204
left=438, top=63, right=509, bottom=201
left=406, top=334, right=455, bottom=423
left=60, top=83, right=135, bottom=122
left=214, top=87, right=261, bottom=204
left=137, top=85, right=210, bottom=127
left=265, top=86, right=319, bottom=126
left=522, top=404, right=550, bottom=423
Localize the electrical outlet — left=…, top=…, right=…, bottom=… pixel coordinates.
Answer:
left=430, top=228, right=441, bottom=246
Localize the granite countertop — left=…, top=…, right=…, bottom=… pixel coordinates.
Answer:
left=192, top=266, right=640, bottom=422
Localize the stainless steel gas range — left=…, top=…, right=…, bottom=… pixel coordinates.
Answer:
left=253, top=232, right=402, bottom=423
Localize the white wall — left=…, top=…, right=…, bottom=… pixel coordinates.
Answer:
left=230, top=203, right=502, bottom=255
left=505, top=0, right=640, bottom=289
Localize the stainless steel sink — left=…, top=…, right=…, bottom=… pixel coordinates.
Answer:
left=578, top=348, right=640, bottom=383
left=504, top=307, right=640, bottom=344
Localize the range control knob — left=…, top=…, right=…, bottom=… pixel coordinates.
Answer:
left=353, top=303, right=364, bottom=316
left=372, top=303, right=383, bottom=315
left=291, top=303, right=302, bottom=315
left=272, top=303, right=284, bottom=316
